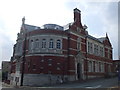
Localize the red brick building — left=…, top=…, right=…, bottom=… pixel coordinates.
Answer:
left=10, top=8, right=113, bottom=86
left=113, top=60, right=120, bottom=73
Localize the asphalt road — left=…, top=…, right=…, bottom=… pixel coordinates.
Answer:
left=51, top=77, right=119, bottom=88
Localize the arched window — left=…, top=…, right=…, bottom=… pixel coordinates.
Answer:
left=56, top=40, right=61, bottom=49
left=49, top=39, right=54, bottom=48
left=35, top=39, right=39, bottom=48
left=42, top=39, right=46, bottom=48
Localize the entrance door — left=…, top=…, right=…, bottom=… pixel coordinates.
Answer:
left=77, top=63, right=81, bottom=80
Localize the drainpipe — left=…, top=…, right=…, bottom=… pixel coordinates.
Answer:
left=85, top=35, right=88, bottom=80
left=67, top=32, right=70, bottom=81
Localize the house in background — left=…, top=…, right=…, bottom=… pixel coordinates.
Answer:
left=10, top=8, right=113, bottom=86
left=113, top=60, right=120, bottom=73
left=2, top=61, right=11, bottom=83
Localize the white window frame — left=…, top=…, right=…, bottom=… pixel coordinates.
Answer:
left=56, top=39, right=61, bottom=49
left=30, top=40, right=34, bottom=50
left=88, top=61, right=93, bottom=72
left=34, top=39, right=39, bottom=49
left=87, top=41, right=93, bottom=54
left=42, top=39, right=46, bottom=48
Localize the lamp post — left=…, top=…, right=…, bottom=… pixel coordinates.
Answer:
left=85, top=35, right=88, bottom=80
left=20, top=33, right=27, bottom=86
left=20, top=17, right=27, bottom=86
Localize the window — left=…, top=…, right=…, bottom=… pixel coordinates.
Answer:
left=94, top=44, right=99, bottom=55
left=32, top=64, right=36, bottom=70
left=95, top=61, right=99, bottom=72
left=88, top=42, right=93, bottom=54
left=101, top=63, right=104, bottom=72
left=108, top=49, right=112, bottom=59
left=100, top=47, right=104, bottom=57
left=31, top=40, right=34, bottom=50
left=99, top=62, right=101, bottom=72
left=48, top=59, right=52, bottom=66
left=56, top=40, right=61, bottom=49
left=88, top=61, right=93, bottom=72
left=34, top=39, right=39, bottom=49
left=41, top=59, right=44, bottom=62
left=109, top=50, right=112, bottom=59
left=77, top=38, right=81, bottom=50
left=42, top=39, right=46, bottom=48
left=57, top=63, right=61, bottom=70
left=49, top=39, right=54, bottom=48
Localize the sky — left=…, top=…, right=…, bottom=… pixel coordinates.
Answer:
left=0, top=0, right=119, bottom=68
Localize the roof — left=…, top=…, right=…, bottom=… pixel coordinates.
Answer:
left=63, top=22, right=74, bottom=30
left=98, top=37, right=106, bottom=42
left=24, top=24, right=40, bottom=32
left=87, top=35, right=102, bottom=43
left=42, top=24, right=64, bottom=30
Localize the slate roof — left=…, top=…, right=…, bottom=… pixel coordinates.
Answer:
left=24, top=24, right=40, bottom=32
left=42, top=24, right=64, bottom=30
left=63, top=22, right=74, bottom=30
left=98, top=37, right=106, bottom=42
left=87, top=35, right=101, bottom=43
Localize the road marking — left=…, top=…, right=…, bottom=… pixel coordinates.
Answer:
left=110, top=86, right=119, bottom=88
left=85, top=85, right=101, bottom=89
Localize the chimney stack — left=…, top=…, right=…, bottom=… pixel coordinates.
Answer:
left=74, top=8, right=82, bottom=28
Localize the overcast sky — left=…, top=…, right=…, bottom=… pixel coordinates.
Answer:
left=0, top=0, right=119, bottom=68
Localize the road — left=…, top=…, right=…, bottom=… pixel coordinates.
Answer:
left=51, top=77, right=119, bottom=88
left=1, top=77, right=120, bottom=90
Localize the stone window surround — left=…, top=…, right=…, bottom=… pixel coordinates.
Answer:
left=29, top=37, right=62, bottom=50
left=87, top=41, right=105, bottom=57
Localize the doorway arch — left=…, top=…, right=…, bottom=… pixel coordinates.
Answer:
left=75, top=51, right=85, bottom=80
left=77, top=63, right=81, bottom=80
